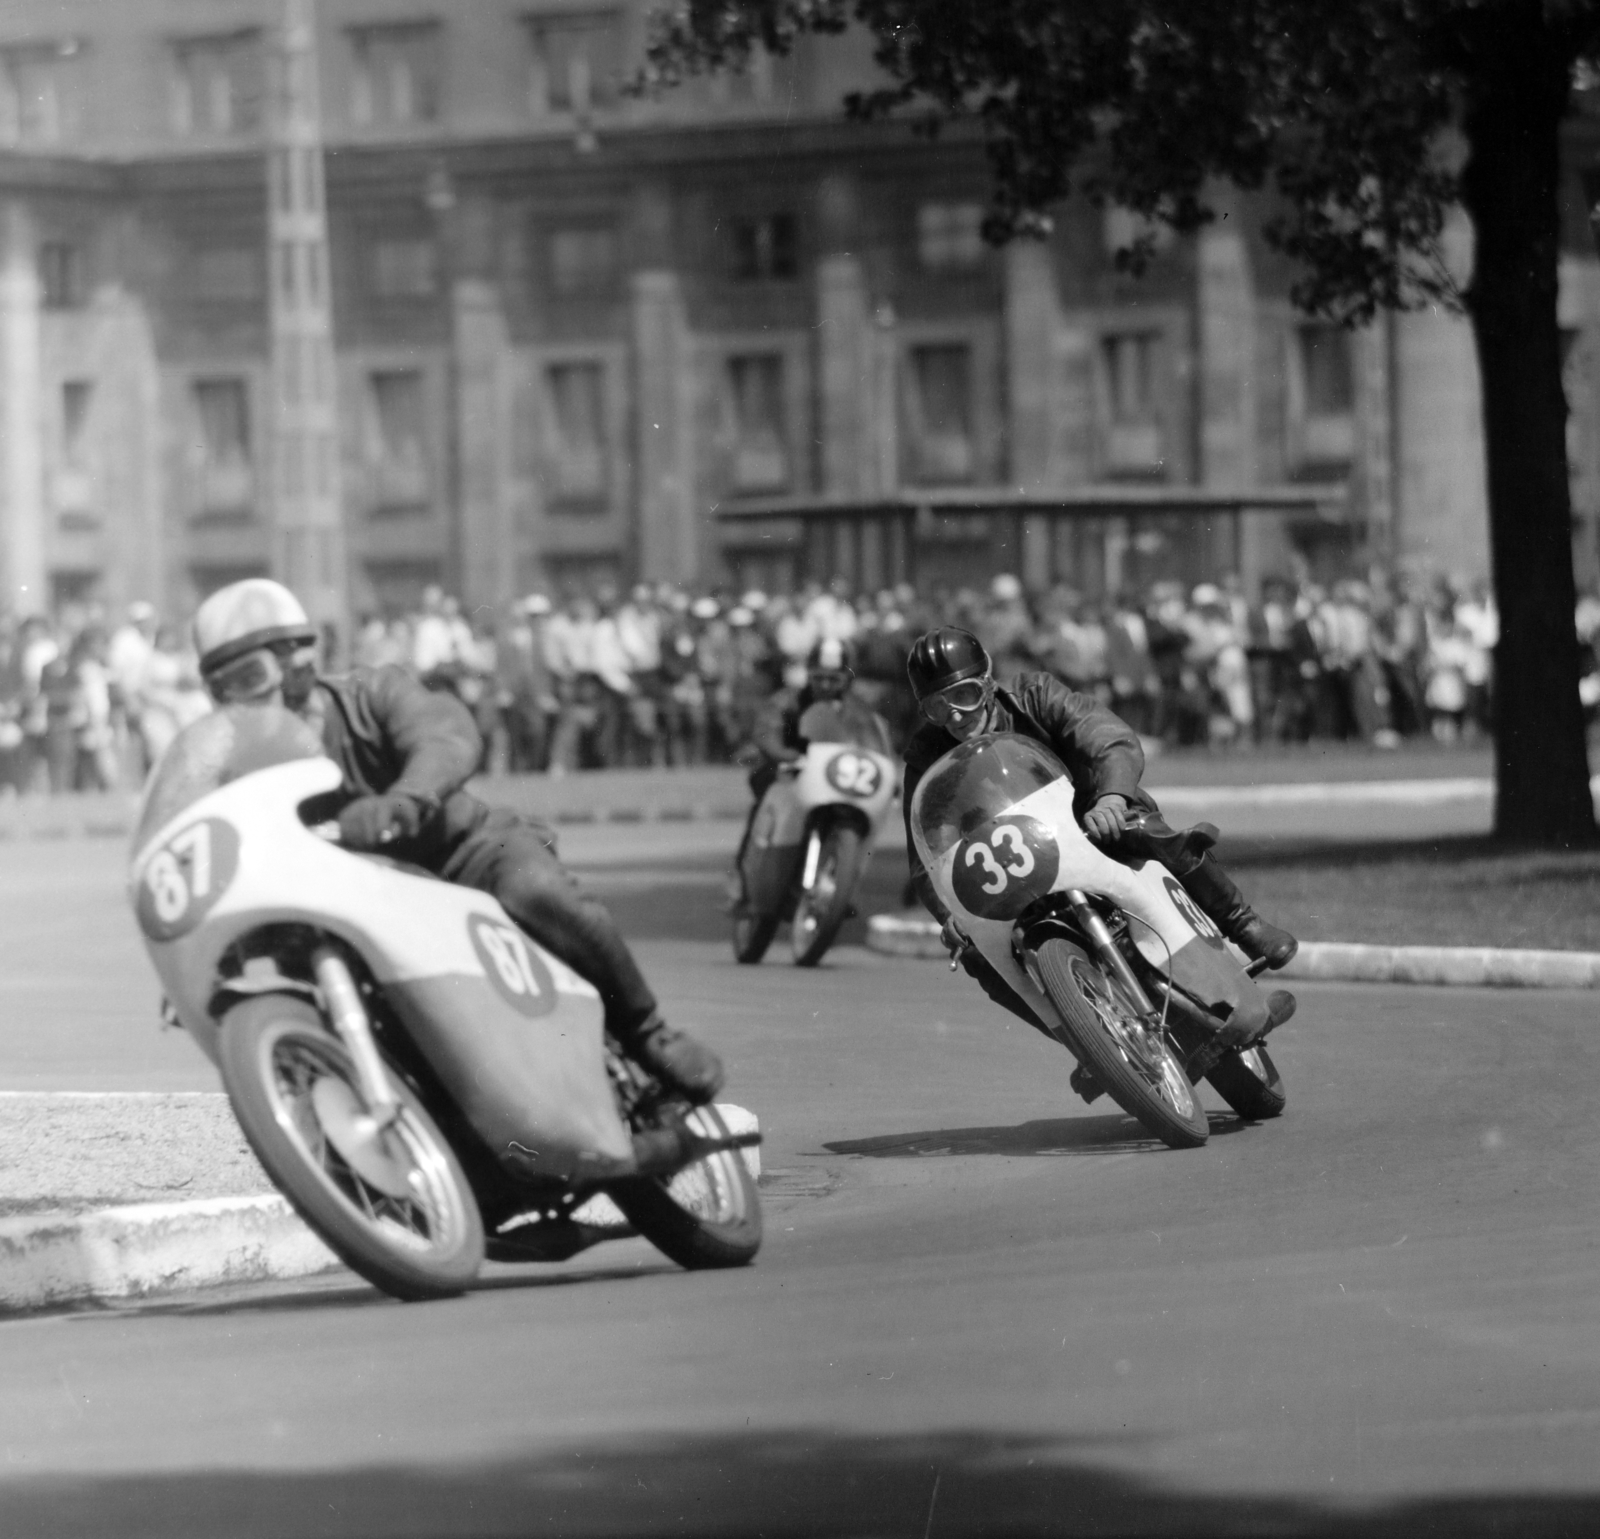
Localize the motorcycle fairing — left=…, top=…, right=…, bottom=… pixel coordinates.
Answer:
left=910, top=734, right=1267, bottom=1035
left=132, top=756, right=635, bottom=1178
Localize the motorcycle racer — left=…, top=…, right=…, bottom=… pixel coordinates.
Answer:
left=190, top=578, right=725, bottom=1104
left=902, top=625, right=1298, bottom=1036
left=728, top=637, right=891, bottom=910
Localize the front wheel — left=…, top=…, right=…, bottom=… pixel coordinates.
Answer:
left=610, top=1104, right=763, bottom=1269
left=217, top=995, right=485, bottom=1301
left=732, top=908, right=780, bottom=964
left=1032, top=938, right=1209, bottom=1150
left=791, top=824, right=866, bottom=967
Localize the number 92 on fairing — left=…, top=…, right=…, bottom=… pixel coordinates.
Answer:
left=949, top=815, right=1060, bottom=921
left=824, top=750, right=884, bottom=799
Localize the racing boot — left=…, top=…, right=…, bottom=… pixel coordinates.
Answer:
left=616, top=1008, right=725, bottom=1105
left=1178, top=853, right=1299, bottom=971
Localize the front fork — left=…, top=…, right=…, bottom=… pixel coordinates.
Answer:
left=1061, top=889, right=1159, bottom=1020
left=311, top=945, right=399, bottom=1129
left=799, top=827, right=823, bottom=892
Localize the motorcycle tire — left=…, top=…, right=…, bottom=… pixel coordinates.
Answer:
left=791, top=825, right=866, bottom=968
left=1204, top=1043, right=1287, bottom=1121
left=218, top=994, right=486, bottom=1302
left=610, top=1104, right=763, bottom=1270
left=1033, top=938, right=1209, bottom=1150
left=732, top=908, right=779, bottom=964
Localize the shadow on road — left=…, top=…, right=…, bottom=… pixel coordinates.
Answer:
left=824, top=1111, right=1246, bottom=1159
left=8, top=1426, right=1596, bottom=1538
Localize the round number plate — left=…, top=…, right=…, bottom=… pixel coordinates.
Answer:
left=950, top=814, right=1060, bottom=921
left=468, top=914, right=559, bottom=1017
left=135, top=818, right=240, bottom=942
left=1161, top=874, right=1226, bottom=949
left=824, top=750, right=884, bottom=799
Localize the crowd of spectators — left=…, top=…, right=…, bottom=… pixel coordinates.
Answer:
left=2, top=564, right=1586, bottom=796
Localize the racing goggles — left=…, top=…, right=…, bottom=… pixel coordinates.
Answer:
left=807, top=669, right=852, bottom=697
left=205, top=638, right=318, bottom=704
left=919, top=677, right=991, bottom=726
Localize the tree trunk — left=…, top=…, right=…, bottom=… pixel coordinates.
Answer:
left=1458, top=21, right=1596, bottom=846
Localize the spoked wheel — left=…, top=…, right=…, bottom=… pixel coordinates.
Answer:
left=610, top=1104, right=763, bottom=1269
left=1033, top=938, right=1209, bottom=1150
left=791, top=825, right=865, bottom=967
left=1204, top=1042, right=1287, bottom=1121
left=732, top=908, right=779, bottom=964
left=218, top=995, right=485, bottom=1301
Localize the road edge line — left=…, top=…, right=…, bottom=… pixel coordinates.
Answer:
left=864, top=913, right=1600, bottom=989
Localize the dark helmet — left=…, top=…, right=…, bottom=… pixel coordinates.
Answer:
left=906, top=626, right=991, bottom=700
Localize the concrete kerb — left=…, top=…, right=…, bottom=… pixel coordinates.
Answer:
left=864, top=913, right=1600, bottom=990
left=0, top=1105, right=761, bottom=1315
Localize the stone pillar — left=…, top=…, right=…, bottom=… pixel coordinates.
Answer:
left=631, top=269, right=695, bottom=584
left=1197, top=220, right=1259, bottom=587
left=1004, top=240, right=1062, bottom=581
left=0, top=201, right=45, bottom=615
left=455, top=278, right=513, bottom=611
left=1354, top=316, right=1395, bottom=562
left=816, top=254, right=875, bottom=497
left=88, top=287, right=164, bottom=612
left=1392, top=212, right=1489, bottom=581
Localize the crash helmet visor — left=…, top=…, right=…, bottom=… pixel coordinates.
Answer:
left=205, top=638, right=317, bottom=704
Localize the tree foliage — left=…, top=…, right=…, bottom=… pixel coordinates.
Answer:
left=642, top=1, right=1595, bottom=320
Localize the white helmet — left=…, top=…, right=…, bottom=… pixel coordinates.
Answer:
left=193, top=579, right=317, bottom=679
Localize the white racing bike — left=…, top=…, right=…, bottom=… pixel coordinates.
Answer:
left=733, top=702, right=899, bottom=966
left=129, top=704, right=761, bottom=1301
left=910, top=732, right=1289, bottom=1150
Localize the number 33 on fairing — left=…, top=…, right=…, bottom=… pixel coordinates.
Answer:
left=950, top=815, right=1060, bottom=921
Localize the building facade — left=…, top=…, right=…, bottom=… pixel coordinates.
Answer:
left=0, top=0, right=1597, bottom=625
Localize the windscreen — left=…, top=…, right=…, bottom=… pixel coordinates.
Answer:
left=133, top=703, right=326, bottom=852
left=910, top=733, right=1070, bottom=861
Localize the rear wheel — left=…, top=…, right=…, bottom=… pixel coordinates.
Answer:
left=1205, top=1043, right=1287, bottom=1121
left=218, top=995, right=485, bottom=1301
left=1033, top=938, right=1209, bottom=1150
left=791, top=824, right=866, bottom=967
left=610, top=1104, right=763, bottom=1269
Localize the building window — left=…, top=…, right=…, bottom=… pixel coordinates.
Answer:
left=192, top=378, right=253, bottom=513
left=171, top=31, right=263, bottom=137
left=0, top=40, right=79, bottom=146
left=527, top=11, right=622, bottom=115
left=367, top=370, right=430, bottom=509
left=543, top=361, right=608, bottom=507
left=348, top=23, right=442, bottom=126
left=39, top=242, right=85, bottom=309
left=1101, top=331, right=1164, bottom=475
left=61, top=380, right=92, bottom=472
left=726, top=354, right=789, bottom=493
left=916, top=203, right=985, bottom=272
left=193, top=246, right=263, bottom=304
left=549, top=226, right=617, bottom=295
left=370, top=236, right=437, bottom=299
left=1292, top=322, right=1355, bottom=465
left=731, top=214, right=797, bottom=281
left=902, top=343, right=974, bottom=485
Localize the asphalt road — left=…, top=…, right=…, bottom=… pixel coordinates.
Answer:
left=1, top=822, right=1598, bottom=1536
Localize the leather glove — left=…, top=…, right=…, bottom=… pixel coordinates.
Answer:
left=1082, top=793, right=1129, bottom=845
left=338, top=793, right=431, bottom=852
left=939, top=915, right=977, bottom=972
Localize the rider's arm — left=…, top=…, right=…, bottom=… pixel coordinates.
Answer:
left=751, top=690, right=803, bottom=765
left=364, top=664, right=483, bottom=805
left=1009, top=671, right=1145, bottom=804
left=901, top=731, right=952, bottom=925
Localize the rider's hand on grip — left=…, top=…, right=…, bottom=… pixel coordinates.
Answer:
left=940, top=915, right=975, bottom=971
left=1082, top=794, right=1129, bottom=845
left=338, top=792, right=427, bottom=852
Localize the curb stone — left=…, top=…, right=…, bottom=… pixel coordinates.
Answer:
left=864, top=912, right=1600, bottom=990
left=0, top=1105, right=760, bottom=1315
